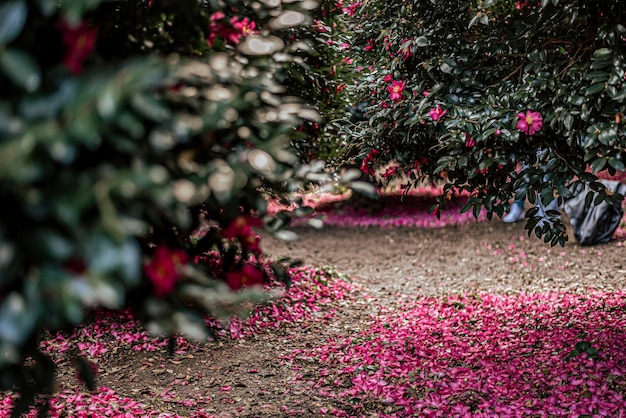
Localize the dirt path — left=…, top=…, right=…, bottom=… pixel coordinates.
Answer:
left=261, top=220, right=625, bottom=298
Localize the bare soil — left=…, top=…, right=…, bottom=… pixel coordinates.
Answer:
left=53, top=216, right=626, bottom=417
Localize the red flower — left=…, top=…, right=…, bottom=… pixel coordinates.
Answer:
left=383, top=74, right=393, bottom=83
left=465, top=133, right=476, bottom=148
left=226, top=264, right=265, bottom=290
left=144, top=246, right=189, bottom=297
left=383, top=165, right=399, bottom=179
left=57, top=20, right=98, bottom=75
left=360, top=149, right=380, bottom=176
left=222, top=216, right=263, bottom=254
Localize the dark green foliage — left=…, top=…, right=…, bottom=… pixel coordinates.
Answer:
left=347, top=0, right=625, bottom=244
left=0, top=0, right=344, bottom=411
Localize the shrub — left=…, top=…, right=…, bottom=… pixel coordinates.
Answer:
left=347, top=0, right=626, bottom=245
left=0, top=0, right=341, bottom=413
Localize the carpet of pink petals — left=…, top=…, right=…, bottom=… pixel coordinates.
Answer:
left=288, top=291, right=626, bottom=417
left=269, top=187, right=490, bottom=229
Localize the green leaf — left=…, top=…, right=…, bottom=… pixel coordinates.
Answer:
left=575, top=341, right=591, bottom=351
left=415, top=36, right=429, bottom=47
left=350, top=180, right=378, bottom=198
left=33, top=230, right=74, bottom=260
left=585, top=347, right=599, bottom=359
left=589, top=157, right=606, bottom=173
left=173, top=310, right=208, bottom=342
left=609, top=157, right=625, bottom=171
left=610, top=87, right=626, bottom=102
left=0, top=48, right=41, bottom=92
left=0, top=292, right=37, bottom=345
left=130, top=93, right=171, bottom=122
left=472, top=204, right=481, bottom=219
left=75, top=357, right=97, bottom=390
left=35, top=0, right=57, bottom=16
left=585, top=83, right=605, bottom=95
left=467, top=14, right=479, bottom=29
left=592, top=48, right=612, bottom=59
left=0, top=1, right=27, bottom=45
left=563, top=114, right=574, bottom=131
left=85, top=234, right=141, bottom=286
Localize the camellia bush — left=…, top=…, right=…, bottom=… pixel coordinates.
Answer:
left=282, top=0, right=359, bottom=166
left=0, top=0, right=357, bottom=414
left=347, top=0, right=626, bottom=245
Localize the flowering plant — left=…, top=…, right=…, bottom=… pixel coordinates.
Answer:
left=0, top=0, right=347, bottom=412
left=348, top=0, right=626, bottom=244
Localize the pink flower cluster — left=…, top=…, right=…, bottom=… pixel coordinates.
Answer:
left=144, top=245, right=188, bottom=296
left=382, top=74, right=406, bottom=102
left=207, top=12, right=257, bottom=46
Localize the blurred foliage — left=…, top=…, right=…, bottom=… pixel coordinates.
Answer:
left=279, top=0, right=359, bottom=166
left=0, top=0, right=355, bottom=413
left=347, top=0, right=626, bottom=244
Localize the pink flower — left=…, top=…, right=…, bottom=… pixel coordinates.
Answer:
left=207, top=12, right=257, bottom=46
left=464, top=133, right=476, bottom=148
left=230, top=16, right=257, bottom=37
left=383, top=74, right=393, bottom=83
left=312, top=20, right=327, bottom=33
left=387, top=80, right=406, bottom=102
left=428, top=104, right=446, bottom=121
left=342, top=1, right=362, bottom=17
left=515, top=110, right=543, bottom=135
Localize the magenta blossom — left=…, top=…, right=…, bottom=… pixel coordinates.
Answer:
left=516, top=110, right=543, bottom=135
left=428, top=104, right=446, bottom=121
left=387, top=80, right=406, bottom=102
